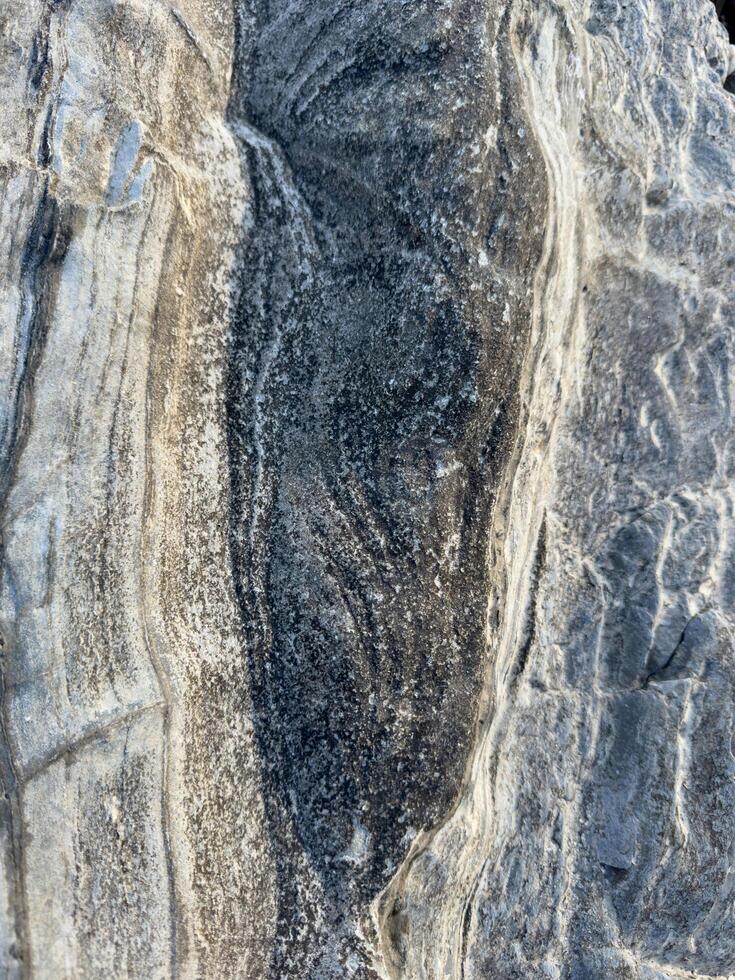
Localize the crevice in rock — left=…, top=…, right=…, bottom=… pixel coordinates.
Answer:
left=600, top=863, right=630, bottom=885
left=511, top=514, right=547, bottom=686
left=641, top=615, right=698, bottom=688
left=713, top=0, right=735, bottom=42
left=711, top=0, right=735, bottom=92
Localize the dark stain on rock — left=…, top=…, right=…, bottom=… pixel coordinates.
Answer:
left=224, top=1, right=548, bottom=974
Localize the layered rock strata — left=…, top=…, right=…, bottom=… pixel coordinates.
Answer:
left=0, top=1, right=733, bottom=978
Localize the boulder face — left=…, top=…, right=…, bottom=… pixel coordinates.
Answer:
left=0, top=1, right=733, bottom=978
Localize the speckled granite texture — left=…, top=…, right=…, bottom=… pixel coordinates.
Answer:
left=0, top=1, right=734, bottom=977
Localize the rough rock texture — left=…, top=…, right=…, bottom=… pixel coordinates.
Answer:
left=0, top=0, right=733, bottom=978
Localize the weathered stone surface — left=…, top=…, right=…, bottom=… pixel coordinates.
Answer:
left=0, top=0, right=733, bottom=977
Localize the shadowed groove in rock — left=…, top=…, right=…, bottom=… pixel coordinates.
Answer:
left=713, top=0, right=735, bottom=42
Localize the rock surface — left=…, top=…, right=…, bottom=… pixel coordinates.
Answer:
left=0, top=0, right=734, bottom=977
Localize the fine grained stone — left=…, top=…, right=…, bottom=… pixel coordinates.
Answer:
left=0, top=0, right=733, bottom=978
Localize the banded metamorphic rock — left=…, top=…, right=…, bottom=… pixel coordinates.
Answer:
left=0, top=0, right=734, bottom=978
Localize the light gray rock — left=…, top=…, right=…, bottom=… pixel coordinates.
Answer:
left=0, top=0, right=733, bottom=977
